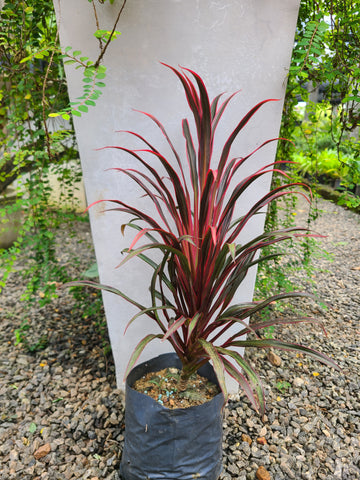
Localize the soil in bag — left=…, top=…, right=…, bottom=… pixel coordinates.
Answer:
left=120, top=352, right=224, bottom=480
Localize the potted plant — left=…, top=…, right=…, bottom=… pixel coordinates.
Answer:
left=67, top=64, right=339, bottom=480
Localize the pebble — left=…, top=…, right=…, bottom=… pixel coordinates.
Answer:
left=256, top=465, right=271, bottom=480
left=293, top=377, right=305, bottom=387
left=267, top=351, right=282, bottom=367
left=1, top=198, right=359, bottom=479
left=34, top=443, right=51, bottom=460
left=242, top=433, right=252, bottom=445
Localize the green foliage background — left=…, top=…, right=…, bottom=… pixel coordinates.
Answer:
left=257, top=0, right=360, bottom=299
left=0, top=0, right=358, bottom=334
left=0, top=0, right=124, bottom=323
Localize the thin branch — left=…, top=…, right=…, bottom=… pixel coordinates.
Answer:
left=94, top=0, right=127, bottom=68
left=41, top=30, right=60, bottom=164
left=91, top=0, right=104, bottom=53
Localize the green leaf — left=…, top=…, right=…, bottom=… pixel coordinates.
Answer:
left=217, top=346, right=265, bottom=414
left=94, top=29, right=107, bottom=39
left=124, top=305, right=169, bottom=334
left=85, top=100, right=96, bottom=107
left=231, top=339, right=340, bottom=371
left=29, top=422, right=37, bottom=434
left=64, top=280, right=150, bottom=314
left=20, top=55, right=32, bottom=64
left=96, top=73, right=106, bottom=80
left=198, top=339, right=227, bottom=401
left=52, top=397, right=63, bottom=403
left=95, top=82, right=106, bottom=88
left=73, top=50, right=81, bottom=56
left=71, top=109, right=82, bottom=117
left=83, top=263, right=99, bottom=278
left=98, top=65, right=107, bottom=74
left=78, top=105, right=88, bottom=113
left=84, top=68, right=95, bottom=77
left=187, top=313, right=200, bottom=340
left=227, top=243, right=236, bottom=261
left=124, top=334, right=163, bottom=380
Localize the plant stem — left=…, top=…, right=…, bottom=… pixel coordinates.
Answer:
left=177, top=369, right=190, bottom=392
left=42, top=30, right=60, bottom=165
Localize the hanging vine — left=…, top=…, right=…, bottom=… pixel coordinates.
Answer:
left=256, top=0, right=360, bottom=299
left=0, top=0, right=127, bottom=308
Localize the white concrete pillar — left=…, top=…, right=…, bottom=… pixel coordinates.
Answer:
left=53, top=0, right=300, bottom=390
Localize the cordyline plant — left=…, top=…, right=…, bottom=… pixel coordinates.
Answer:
left=67, top=64, right=339, bottom=415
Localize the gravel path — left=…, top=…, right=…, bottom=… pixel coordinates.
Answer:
left=0, top=197, right=359, bottom=480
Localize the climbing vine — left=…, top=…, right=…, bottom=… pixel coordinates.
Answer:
left=257, top=0, right=360, bottom=299
left=0, top=0, right=127, bottom=310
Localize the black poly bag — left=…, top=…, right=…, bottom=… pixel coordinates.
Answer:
left=120, top=352, right=224, bottom=480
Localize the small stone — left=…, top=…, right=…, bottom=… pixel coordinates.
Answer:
left=34, top=443, right=51, bottom=460
left=257, top=437, right=267, bottom=445
left=336, top=449, right=349, bottom=458
left=267, top=351, right=282, bottom=367
left=240, top=441, right=251, bottom=457
left=17, top=356, right=29, bottom=366
left=10, top=449, right=19, bottom=461
left=259, top=426, right=267, bottom=437
left=242, top=433, right=252, bottom=445
left=280, top=459, right=296, bottom=479
left=256, top=465, right=271, bottom=480
left=293, top=377, right=305, bottom=388
left=227, top=463, right=240, bottom=475
left=246, top=418, right=255, bottom=429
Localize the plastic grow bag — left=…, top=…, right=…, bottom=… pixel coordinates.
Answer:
left=120, top=352, right=224, bottom=480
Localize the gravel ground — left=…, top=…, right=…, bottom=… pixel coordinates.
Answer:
left=0, top=196, right=359, bottom=480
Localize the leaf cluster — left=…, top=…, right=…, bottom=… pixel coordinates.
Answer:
left=267, top=1, right=360, bottom=294
left=0, top=0, right=75, bottom=193
left=292, top=2, right=360, bottom=135
left=68, top=65, right=339, bottom=414
left=0, top=0, right=124, bottom=311
left=50, top=47, right=108, bottom=120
